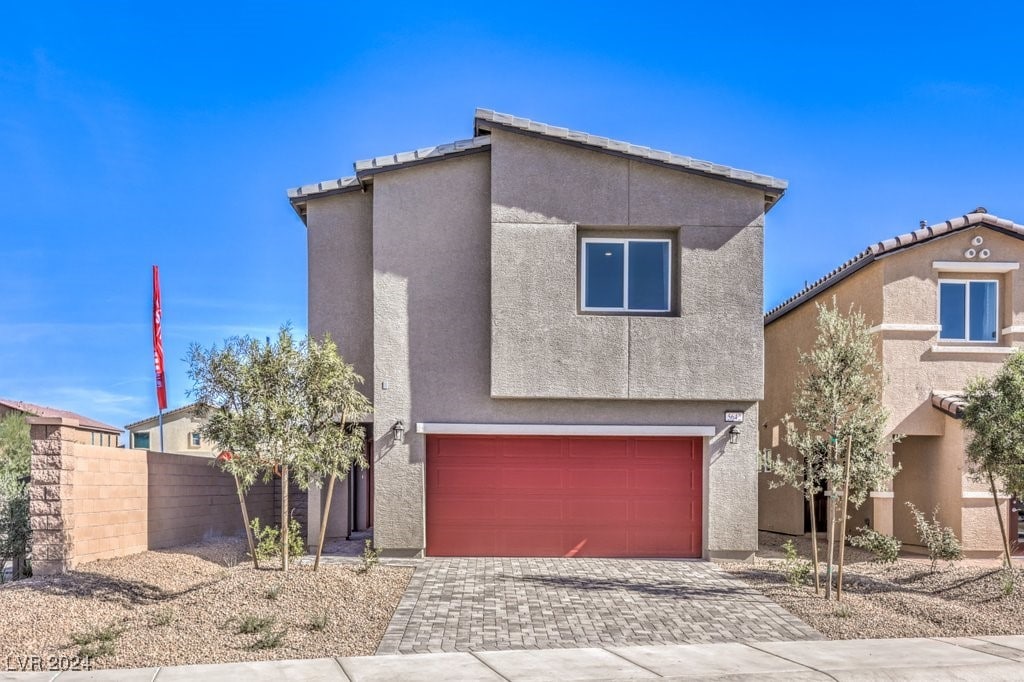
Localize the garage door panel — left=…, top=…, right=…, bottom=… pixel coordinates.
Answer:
left=565, top=498, right=630, bottom=523
left=499, top=498, right=564, bottom=521
left=500, top=467, right=564, bottom=490
left=429, top=497, right=498, bottom=521
left=632, top=467, right=692, bottom=491
left=426, top=435, right=702, bottom=557
left=567, top=467, right=632, bottom=490
left=567, top=438, right=629, bottom=458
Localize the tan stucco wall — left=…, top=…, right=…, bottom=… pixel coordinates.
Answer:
left=762, top=224, right=1023, bottom=550
left=341, top=141, right=765, bottom=557
left=489, top=129, right=767, bottom=401
left=759, top=264, right=883, bottom=535
left=129, top=410, right=210, bottom=455
left=881, top=227, right=1024, bottom=436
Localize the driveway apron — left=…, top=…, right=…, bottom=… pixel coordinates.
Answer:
left=377, top=558, right=820, bottom=655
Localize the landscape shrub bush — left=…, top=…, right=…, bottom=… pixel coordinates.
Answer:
left=906, top=503, right=962, bottom=570
left=781, top=539, right=813, bottom=587
left=848, top=527, right=901, bottom=563
left=251, top=517, right=304, bottom=563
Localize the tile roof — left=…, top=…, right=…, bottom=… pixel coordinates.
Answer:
left=124, top=401, right=203, bottom=430
left=473, top=108, right=788, bottom=195
left=931, top=391, right=966, bottom=419
left=0, top=398, right=122, bottom=433
left=765, top=210, right=1024, bottom=324
left=287, top=108, right=789, bottom=219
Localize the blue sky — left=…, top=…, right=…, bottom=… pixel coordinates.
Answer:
left=2, top=3, right=1024, bottom=430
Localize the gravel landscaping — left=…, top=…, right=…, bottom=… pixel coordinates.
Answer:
left=720, top=531, right=1024, bottom=640
left=0, top=538, right=412, bottom=669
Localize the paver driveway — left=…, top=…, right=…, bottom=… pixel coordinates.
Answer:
left=377, top=558, right=820, bottom=654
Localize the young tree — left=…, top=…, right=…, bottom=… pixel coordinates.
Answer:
left=961, top=351, right=1024, bottom=570
left=289, top=335, right=371, bottom=570
left=0, top=412, right=32, bottom=581
left=763, top=300, right=898, bottom=600
left=188, top=326, right=371, bottom=571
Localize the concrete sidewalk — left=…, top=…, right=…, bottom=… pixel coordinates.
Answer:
left=6, top=636, right=1024, bottom=681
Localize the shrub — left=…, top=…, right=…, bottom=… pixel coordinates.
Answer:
left=264, top=584, right=282, bottom=600
left=249, top=629, right=287, bottom=650
left=236, top=614, right=275, bottom=635
left=1002, top=568, right=1017, bottom=597
left=906, top=503, right=963, bottom=570
left=71, top=624, right=123, bottom=658
left=308, top=611, right=329, bottom=632
left=781, top=539, right=812, bottom=587
left=356, top=539, right=380, bottom=575
left=848, top=527, right=901, bottom=563
left=250, top=517, right=305, bottom=563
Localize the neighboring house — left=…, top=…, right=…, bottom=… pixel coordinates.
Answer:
left=125, top=403, right=210, bottom=455
left=0, top=398, right=121, bottom=446
left=759, top=209, right=1024, bottom=557
left=287, top=108, right=787, bottom=559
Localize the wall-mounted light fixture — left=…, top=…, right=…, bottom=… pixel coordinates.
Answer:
left=728, top=425, right=740, bottom=445
left=393, top=420, right=406, bottom=444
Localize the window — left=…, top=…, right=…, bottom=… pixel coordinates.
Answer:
left=939, top=279, right=998, bottom=342
left=581, top=238, right=671, bottom=312
left=132, top=432, right=150, bottom=449
left=189, top=432, right=201, bottom=448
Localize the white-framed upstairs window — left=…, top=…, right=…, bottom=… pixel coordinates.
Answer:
left=938, top=279, right=998, bottom=342
left=580, top=238, right=671, bottom=313
left=189, top=432, right=201, bottom=448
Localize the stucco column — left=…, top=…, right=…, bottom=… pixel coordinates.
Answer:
left=866, top=492, right=894, bottom=536
left=705, top=402, right=759, bottom=560
left=28, top=429, right=75, bottom=575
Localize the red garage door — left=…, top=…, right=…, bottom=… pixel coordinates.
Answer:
left=425, top=435, right=702, bottom=557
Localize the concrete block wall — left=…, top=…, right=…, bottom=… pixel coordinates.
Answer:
left=73, top=444, right=148, bottom=563
left=29, top=436, right=276, bottom=575
left=146, top=451, right=274, bottom=550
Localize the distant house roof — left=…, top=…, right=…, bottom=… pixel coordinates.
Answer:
left=287, top=108, right=788, bottom=221
left=124, top=402, right=203, bottom=430
left=932, top=391, right=966, bottom=419
left=0, top=398, right=122, bottom=434
left=765, top=209, right=1024, bottom=325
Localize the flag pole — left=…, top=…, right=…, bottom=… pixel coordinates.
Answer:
left=158, top=410, right=164, bottom=452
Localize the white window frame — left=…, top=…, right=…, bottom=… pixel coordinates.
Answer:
left=937, top=278, right=1000, bottom=344
left=189, top=432, right=201, bottom=448
left=580, top=237, right=672, bottom=313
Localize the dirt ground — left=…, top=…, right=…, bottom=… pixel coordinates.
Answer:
left=0, top=539, right=412, bottom=670
left=719, top=531, right=1024, bottom=639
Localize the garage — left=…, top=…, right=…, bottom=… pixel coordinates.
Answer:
left=425, top=434, right=702, bottom=557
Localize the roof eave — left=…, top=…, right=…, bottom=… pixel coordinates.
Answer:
left=474, top=112, right=788, bottom=206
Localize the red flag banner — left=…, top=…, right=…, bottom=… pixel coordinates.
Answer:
left=153, top=265, right=168, bottom=410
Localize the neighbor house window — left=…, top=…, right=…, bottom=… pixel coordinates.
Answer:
left=133, top=432, right=150, bottom=449
left=581, top=238, right=671, bottom=312
left=189, top=432, right=201, bottom=447
left=939, top=279, right=998, bottom=342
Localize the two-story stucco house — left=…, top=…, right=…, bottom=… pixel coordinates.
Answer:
left=287, top=109, right=787, bottom=559
left=125, top=403, right=209, bottom=454
left=759, top=209, right=1024, bottom=556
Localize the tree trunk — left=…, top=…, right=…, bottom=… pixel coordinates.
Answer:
left=314, top=474, right=337, bottom=571
left=281, top=464, right=289, bottom=572
left=808, top=489, right=821, bottom=594
left=233, top=473, right=259, bottom=569
left=989, top=469, right=1013, bottom=570
left=837, top=435, right=853, bottom=602
left=825, top=488, right=836, bottom=600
